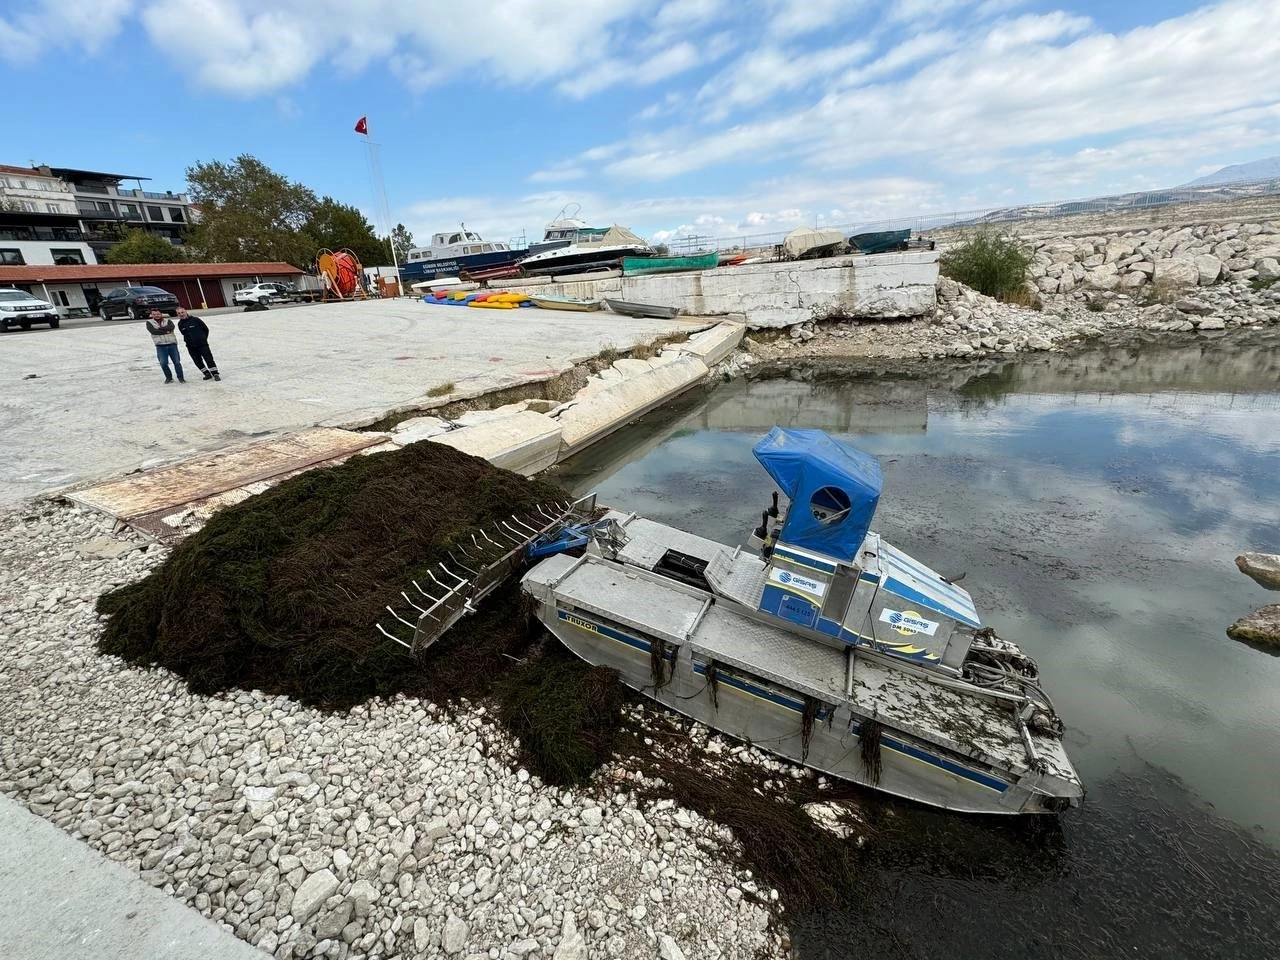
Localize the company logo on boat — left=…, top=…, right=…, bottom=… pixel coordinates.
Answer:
left=879, top=608, right=939, bottom=636
left=559, top=611, right=599, bottom=634
left=770, top=569, right=825, bottom=597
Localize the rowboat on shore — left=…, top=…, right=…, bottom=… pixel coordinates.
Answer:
left=622, top=252, right=719, bottom=276
left=603, top=298, right=680, bottom=319
left=528, top=294, right=603, bottom=312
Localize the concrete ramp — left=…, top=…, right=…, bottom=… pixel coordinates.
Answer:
left=428, top=410, right=563, bottom=477
left=556, top=354, right=710, bottom=457
left=64, top=428, right=389, bottom=541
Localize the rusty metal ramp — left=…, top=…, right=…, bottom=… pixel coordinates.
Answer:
left=65, top=428, right=391, bottom=542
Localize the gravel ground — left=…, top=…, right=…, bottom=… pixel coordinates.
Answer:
left=0, top=504, right=779, bottom=960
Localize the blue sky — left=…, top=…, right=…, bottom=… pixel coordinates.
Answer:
left=2, top=0, right=1277, bottom=248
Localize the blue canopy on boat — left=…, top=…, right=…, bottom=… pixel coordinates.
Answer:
left=753, top=427, right=883, bottom=563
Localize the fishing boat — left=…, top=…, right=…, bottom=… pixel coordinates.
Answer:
left=622, top=252, right=719, bottom=276
left=518, top=224, right=652, bottom=276
left=527, top=294, right=603, bottom=312
left=849, top=229, right=911, bottom=255
left=519, top=429, right=1083, bottom=815
left=603, top=298, right=680, bottom=319
left=400, top=225, right=521, bottom=287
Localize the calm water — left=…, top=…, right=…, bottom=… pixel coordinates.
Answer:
left=550, top=331, right=1280, bottom=959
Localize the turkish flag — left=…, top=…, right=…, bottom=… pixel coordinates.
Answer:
left=354, top=116, right=368, bottom=135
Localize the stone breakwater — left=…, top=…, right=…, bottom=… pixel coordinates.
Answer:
left=1017, top=218, right=1280, bottom=297
left=742, top=217, right=1280, bottom=364
left=0, top=505, right=778, bottom=960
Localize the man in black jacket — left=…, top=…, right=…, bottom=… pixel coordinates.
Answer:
left=176, top=307, right=220, bottom=381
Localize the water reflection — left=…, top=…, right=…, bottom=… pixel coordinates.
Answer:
left=548, top=331, right=1280, bottom=959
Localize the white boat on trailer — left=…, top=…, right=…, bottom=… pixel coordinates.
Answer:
left=520, top=428, right=1083, bottom=815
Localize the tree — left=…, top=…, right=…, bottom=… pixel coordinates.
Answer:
left=105, top=229, right=188, bottom=265
left=184, top=154, right=318, bottom=267
left=390, top=223, right=414, bottom=263
left=304, top=198, right=392, bottom=267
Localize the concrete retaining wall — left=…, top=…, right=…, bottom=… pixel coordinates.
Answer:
left=389, top=321, right=745, bottom=474
left=503, top=252, right=938, bottom=329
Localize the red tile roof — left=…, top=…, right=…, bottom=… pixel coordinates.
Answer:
left=0, top=262, right=304, bottom=283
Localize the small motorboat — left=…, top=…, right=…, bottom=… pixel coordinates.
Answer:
left=603, top=298, right=680, bottom=320
left=528, top=294, right=603, bottom=312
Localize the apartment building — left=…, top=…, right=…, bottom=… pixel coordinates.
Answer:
left=0, top=164, right=197, bottom=266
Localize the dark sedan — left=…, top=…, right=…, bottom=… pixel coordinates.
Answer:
left=97, top=286, right=180, bottom=320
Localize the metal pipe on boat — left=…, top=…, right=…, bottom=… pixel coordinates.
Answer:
left=375, top=623, right=414, bottom=650
left=686, top=597, right=713, bottom=640
left=385, top=605, right=417, bottom=630
left=547, top=553, right=590, bottom=590
left=845, top=646, right=854, bottom=697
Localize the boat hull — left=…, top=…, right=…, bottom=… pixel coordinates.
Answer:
left=622, top=252, right=719, bottom=276
left=537, top=603, right=1066, bottom=815
left=603, top=298, right=680, bottom=319
left=528, top=295, right=602, bottom=312
left=400, top=249, right=521, bottom=285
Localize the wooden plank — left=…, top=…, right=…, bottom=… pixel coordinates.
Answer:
left=66, top=428, right=388, bottom=521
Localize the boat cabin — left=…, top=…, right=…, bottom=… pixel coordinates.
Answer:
left=744, top=428, right=982, bottom=671
left=405, top=228, right=511, bottom=263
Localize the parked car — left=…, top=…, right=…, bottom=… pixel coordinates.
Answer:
left=0, top=288, right=60, bottom=331
left=233, top=282, right=292, bottom=306
left=97, top=286, right=179, bottom=320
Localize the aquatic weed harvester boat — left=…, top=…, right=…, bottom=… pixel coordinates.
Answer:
left=379, top=428, right=1083, bottom=815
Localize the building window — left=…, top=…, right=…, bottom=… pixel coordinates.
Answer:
left=120, top=205, right=141, bottom=218
left=0, top=249, right=25, bottom=265
left=96, top=200, right=112, bottom=212
left=168, top=208, right=185, bottom=223
left=51, top=290, right=70, bottom=307
left=147, top=205, right=164, bottom=220
left=46, top=202, right=62, bottom=214
left=50, top=248, right=87, bottom=265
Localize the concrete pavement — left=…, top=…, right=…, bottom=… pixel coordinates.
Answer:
left=0, top=297, right=706, bottom=505
left=0, top=796, right=269, bottom=960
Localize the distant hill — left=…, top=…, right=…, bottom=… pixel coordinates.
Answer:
left=1184, top=156, right=1280, bottom=186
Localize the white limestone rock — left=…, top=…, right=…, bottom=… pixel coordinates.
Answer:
left=291, top=869, right=338, bottom=923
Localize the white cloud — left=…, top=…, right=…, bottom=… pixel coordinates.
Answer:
left=528, top=164, right=587, bottom=184
left=0, top=0, right=134, bottom=64
left=696, top=40, right=873, bottom=119
left=769, top=0, right=865, bottom=37
left=557, top=41, right=704, bottom=99
left=589, top=1, right=1280, bottom=193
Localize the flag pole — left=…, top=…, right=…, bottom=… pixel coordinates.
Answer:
left=359, top=116, right=401, bottom=292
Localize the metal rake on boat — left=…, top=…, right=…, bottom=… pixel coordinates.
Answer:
left=375, top=495, right=605, bottom=655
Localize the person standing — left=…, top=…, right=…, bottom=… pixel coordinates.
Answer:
left=176, top=306, right=220, bottom=381
left=145, top=310, right=184, bottom=383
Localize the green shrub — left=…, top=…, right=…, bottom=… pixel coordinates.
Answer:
left=941, top=231, right=1033, bottom=302
left=1249, top=276, right=1277, bottom=291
